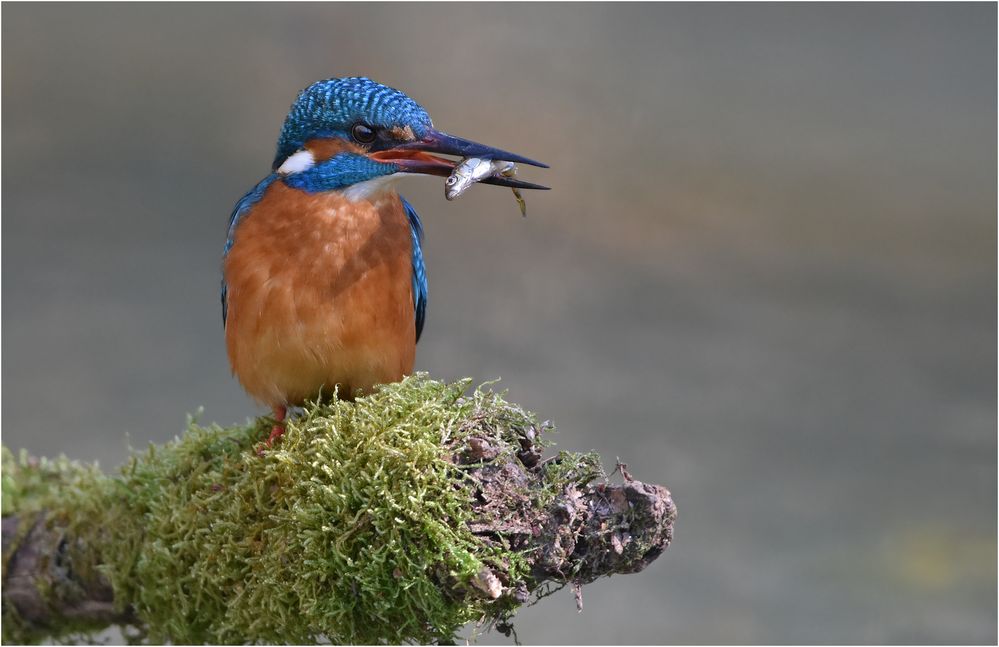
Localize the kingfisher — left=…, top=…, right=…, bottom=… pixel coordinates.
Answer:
left=222, top=77, right=547, bottom=443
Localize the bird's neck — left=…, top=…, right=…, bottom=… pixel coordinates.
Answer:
left=340, top=175, right=403, bottom=203
left=278, top=137, right=399, bottom=199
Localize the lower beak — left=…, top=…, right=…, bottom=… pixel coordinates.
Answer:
left=370, top=128, right=549, bottom=191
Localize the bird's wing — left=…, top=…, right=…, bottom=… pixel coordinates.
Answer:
left=221, top=174, right=279, bottom=326
left=401, top=196, right=428, bottom=343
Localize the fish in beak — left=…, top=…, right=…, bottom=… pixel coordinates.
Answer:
left=371, top=128, right=549, bottom=192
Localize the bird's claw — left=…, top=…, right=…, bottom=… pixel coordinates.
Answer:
left=256, top=406, right=288, bottom=456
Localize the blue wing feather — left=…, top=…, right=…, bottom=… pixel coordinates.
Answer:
left=221, top=173, right=279, bottom=325
left=401, top=196, right=428, bottom=342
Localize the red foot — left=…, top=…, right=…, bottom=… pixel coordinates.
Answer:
left=257, top=406, right=287, bottom=455
left=266, top=424, right=285, bottom=445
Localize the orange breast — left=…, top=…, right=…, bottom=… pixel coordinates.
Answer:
left=223, top=181, right=416, bottom=406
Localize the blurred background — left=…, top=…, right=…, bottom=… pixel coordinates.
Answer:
left=3, top=3, right=995, bottom=644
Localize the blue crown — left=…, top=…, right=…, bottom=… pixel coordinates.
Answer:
left=273, top=77, right=433, bottom=169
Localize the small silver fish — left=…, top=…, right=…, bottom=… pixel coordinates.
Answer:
left=444, top=158, right=513, bottom=200
left=445, top=157, right=527, bottom=216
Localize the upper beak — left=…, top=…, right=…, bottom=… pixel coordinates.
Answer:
left=397, top=129, right=548, bottom=168
left=371, top=128, right=549, bottom=191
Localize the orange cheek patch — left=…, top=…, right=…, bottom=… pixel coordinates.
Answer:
left=304, top=138, right=367, bottom=163
left=387, top=125, right=416, bottom=141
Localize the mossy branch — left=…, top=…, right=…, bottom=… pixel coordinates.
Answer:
left=1, top=375, right=675, bottom=644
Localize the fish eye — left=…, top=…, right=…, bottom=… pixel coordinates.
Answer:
left=445, top=176, right=458, bottom=186
left=351, top=123, right=377, bottom=144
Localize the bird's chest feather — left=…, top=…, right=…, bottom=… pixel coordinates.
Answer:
left=223, top=182, right=416, bottom=404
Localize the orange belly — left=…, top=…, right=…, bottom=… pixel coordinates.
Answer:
left=223, top=181, right=416, bottom=406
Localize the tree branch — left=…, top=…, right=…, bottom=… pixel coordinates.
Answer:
left=2, top=375, right=675, bottom=644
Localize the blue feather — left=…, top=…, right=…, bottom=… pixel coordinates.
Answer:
left=274, top=77, right=432, bottom=169
left=221, top=173, right=278, bottom=325
left=401, top=196, right=428, bottom=342
left=283, top=153, right=395, bottom=193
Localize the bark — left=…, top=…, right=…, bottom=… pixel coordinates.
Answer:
left=456, top=427, right=675, bottom=606
left=2, top=513, right=135, bottom=638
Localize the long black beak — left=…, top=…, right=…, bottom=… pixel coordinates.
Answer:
left=378, top=128, right=549, bottom=191
left=397, top=129, right=549, bottom=168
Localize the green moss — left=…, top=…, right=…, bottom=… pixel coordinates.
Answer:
left=538, top=451, right=603, bottom=507
left=1, top=447, right=104, bottom=517
left=2, top=374, right=555, bottom=644
left=2, top=448, right=114, bottom=644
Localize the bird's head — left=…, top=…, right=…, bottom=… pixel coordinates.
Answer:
left=271, top=77, right=546, bottom=197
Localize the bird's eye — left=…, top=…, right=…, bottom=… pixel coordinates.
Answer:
left=351, top=123, right=377, bottom=144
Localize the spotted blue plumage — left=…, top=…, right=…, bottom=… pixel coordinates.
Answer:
left=402, top=196, right=428, bottom=342
left=274, top=77, right=432, bottom=169
left=221, top=173, right=278, bottom=324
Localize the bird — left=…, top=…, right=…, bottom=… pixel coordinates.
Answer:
left=221, top=77, right=547, bottom=444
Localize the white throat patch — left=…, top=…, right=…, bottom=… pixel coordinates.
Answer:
left=277, top=149, right=315, bottom=175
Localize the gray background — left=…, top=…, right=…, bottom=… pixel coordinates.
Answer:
left=3, top=3, right=995, bottom=644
